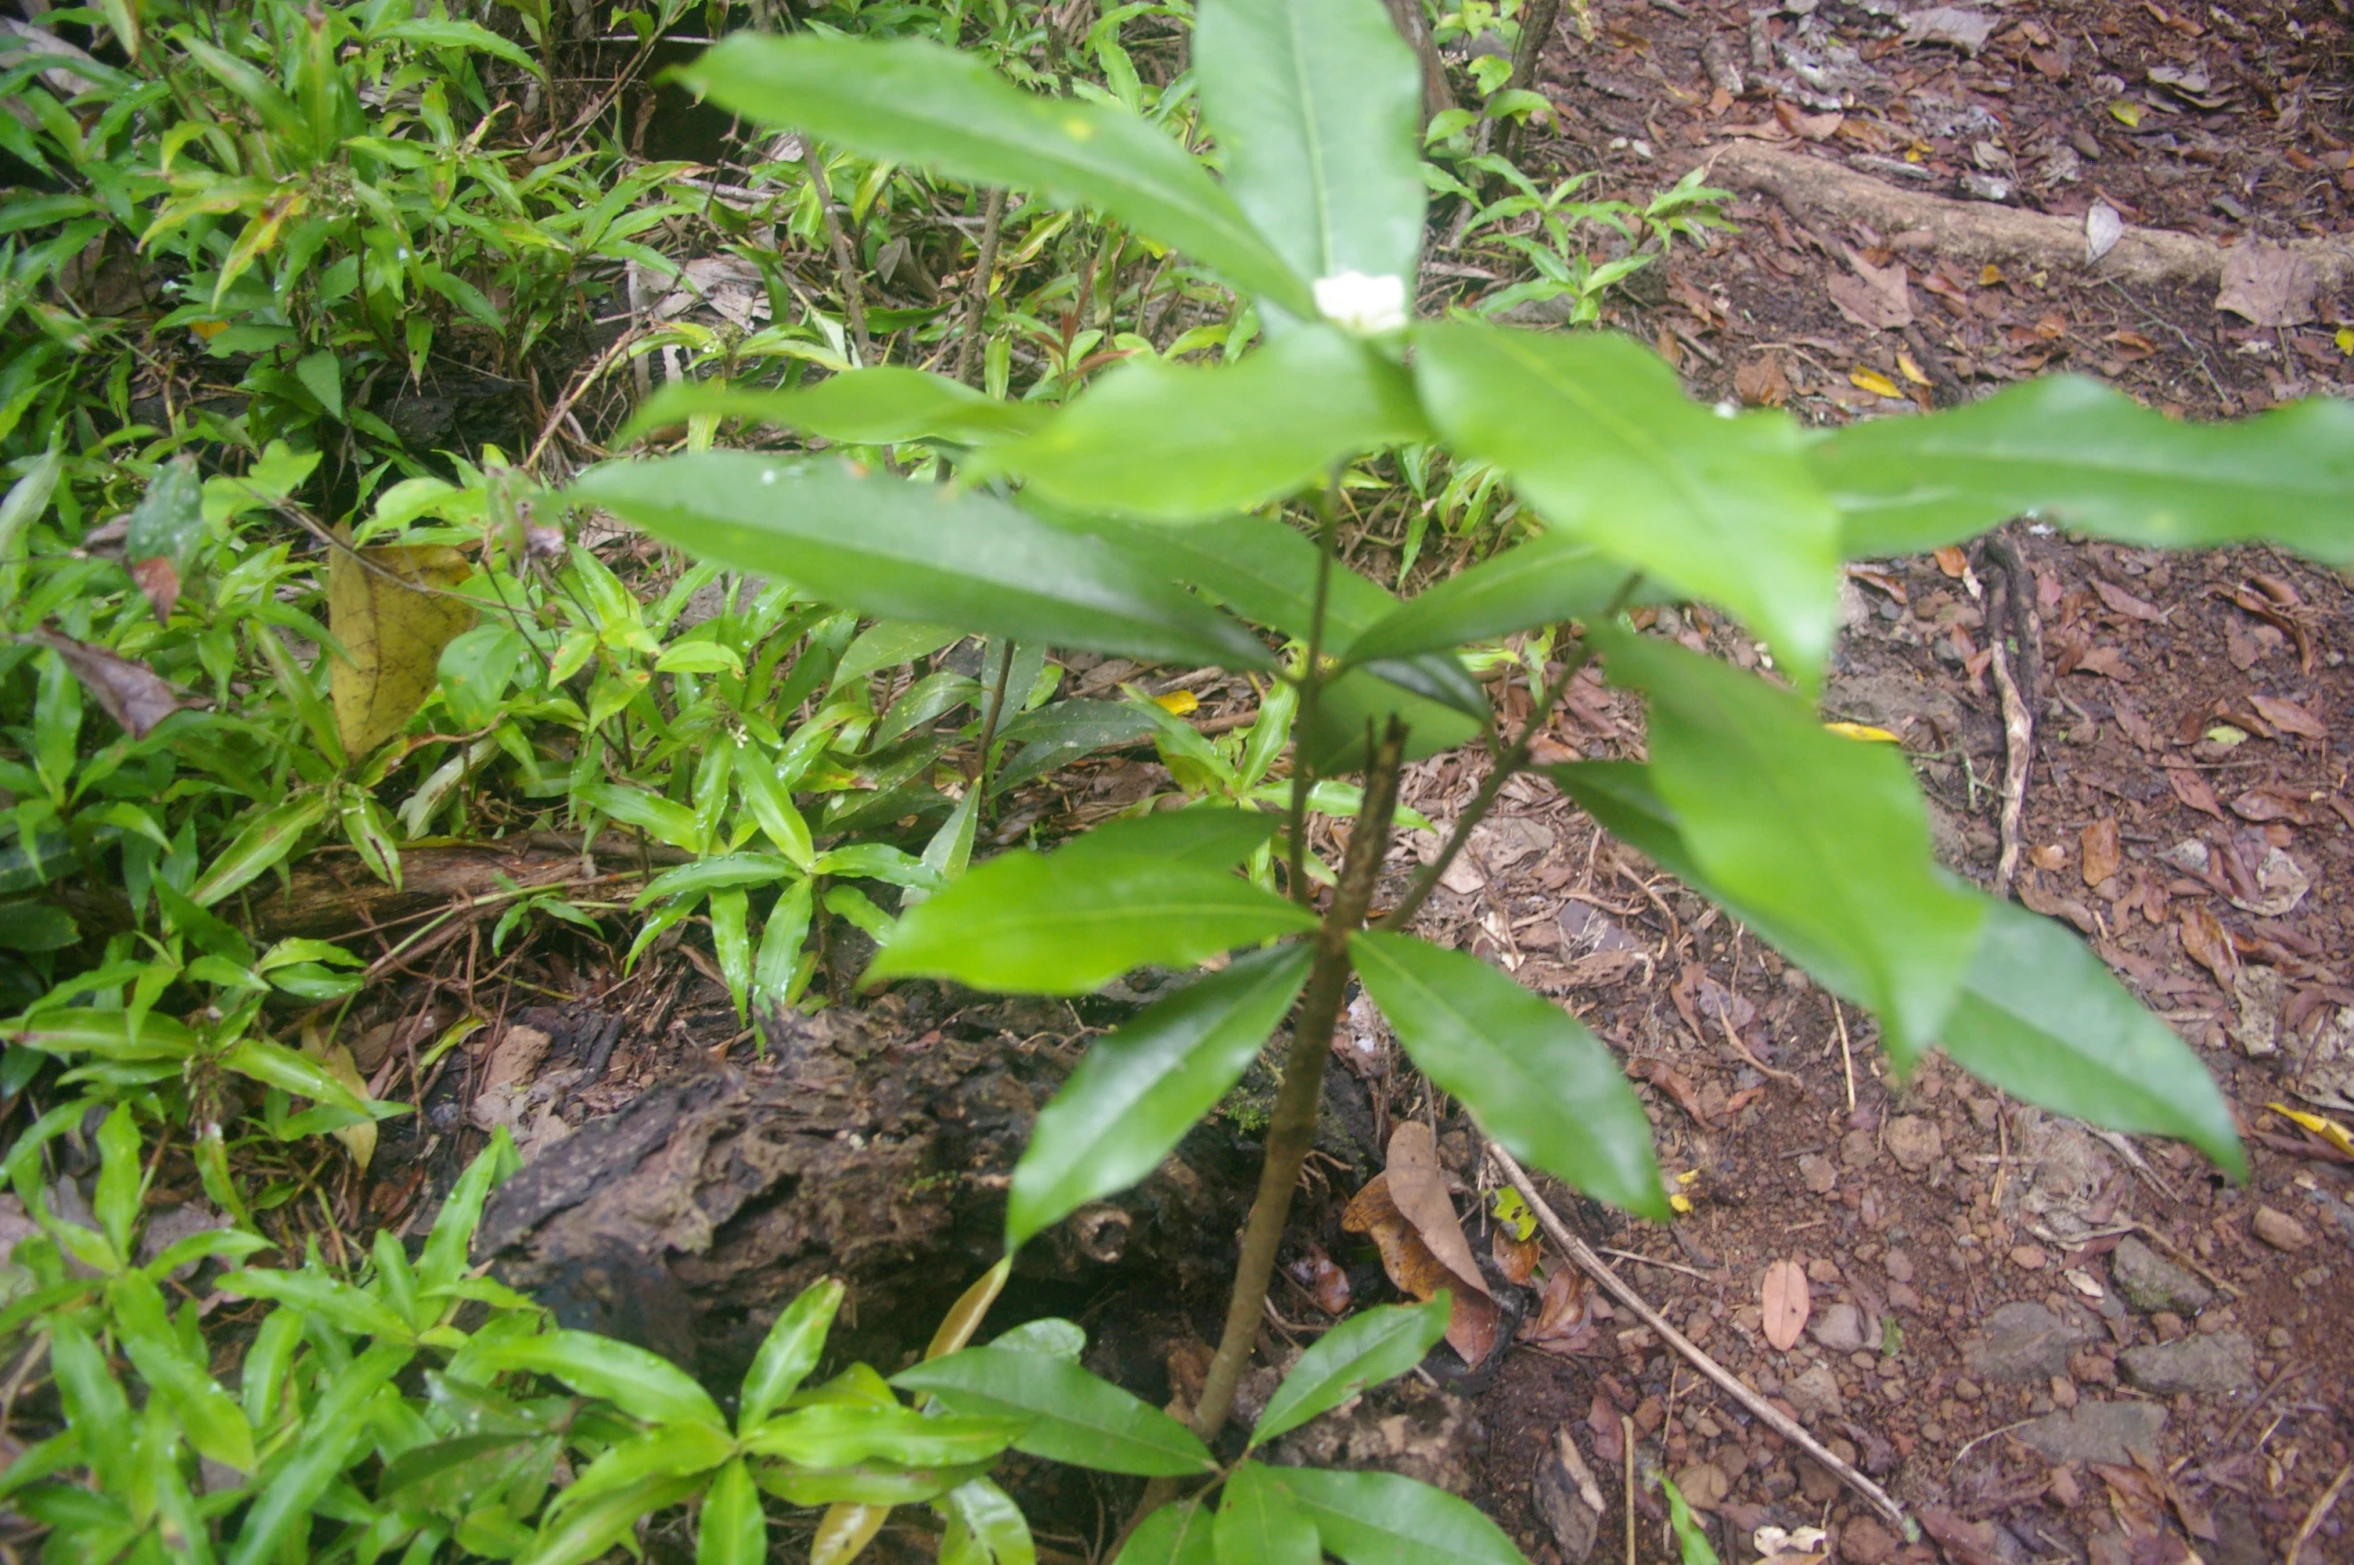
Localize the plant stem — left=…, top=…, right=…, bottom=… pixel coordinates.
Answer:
left=952, top=187, right=1006, bottom=388
left=802, top=138, right=873, bottom=365
left=1190, top=718, right=1408, bottom=1445
left=1285, top=477, right=1343, bottom=905
left=974, top=638, right=1017, bottom=803
left=1377, top=573, right=1643, bottom=932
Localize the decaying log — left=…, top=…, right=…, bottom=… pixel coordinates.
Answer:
left=1699, top=141, right=2354, bottom=293
left=248, top=833, right=693, bottom=940
left=470, top=993, right=1277, bottom=1387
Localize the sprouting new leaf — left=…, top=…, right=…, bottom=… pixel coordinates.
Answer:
left=1009, top=944, right=1311, bottom=1249
left=869, top=833, right=1314, bottom=995
left=1215, top=1461, right=1322, bottom=1565
left=1940, top=898, right=2244, bottom=1178
left=891, top=1348, right=1215, bottom=1476
left=1415, top=320, right=1842, bottom=684
left=679, top=34, right=1312, bottom=315
left=698, top=1459, right=766, bottom=1565
left=1250, top=1297, right=1448, bottom=1445
left=1813, top=374, right=2354, bottom=564
left=1593, top=630, right=1984, bottom=1069
left=624, top=370, right=1045, bottom=447
left=970, top=326, right=1429, bottom=521
left=1350, top=930, right=1669, bottom=1221
left=568, top=456, right=1273, bottom=672
left=327, top=530, right=478, bottom=761
left=1194, top=0, right=1425, bottom=300
left=740, top=1277, right=843, bottom=1429
left=1270, top=1466, right=1527, bottom=1565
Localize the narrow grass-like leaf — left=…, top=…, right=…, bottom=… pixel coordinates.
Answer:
left=891, top=1348, right=1215, bottom=1476
left=625, top=372, right=1044, bottom=447
left=697, top=1459, right=765, bottom=1565
left=680, top=35, right=1311, bottom=314
left=467, top=1331, right=726, bottom=1430
left=1813, top=374, right=2354, bottom=563
left=1350, top=930, right=1668, bottom=1221
left=1009, top=945, right=1310, bottom=1248
left=1416, top=321, right=1841, bottom=684
left=571, top=456, right=1272, bottom=672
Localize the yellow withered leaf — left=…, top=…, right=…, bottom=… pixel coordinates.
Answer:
left=2267, top=1102, right=2354, bottom=1159
left=1849, top=367, right=1902, bottom=399
left=304, top=1025, right=376, bottom=1172
left=1823, top=721, right=1902, bottom=744
left=328, top=528, right=476, bottom=761
left=1152, top=689, right=1200, bottom=716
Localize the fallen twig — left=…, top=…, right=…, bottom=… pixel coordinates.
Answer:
left=2287, top=1461, right=2351, bottom=1565
left=1489, top=1143, right=1914, bottom=1537
left=1977, top=532, right=2039, bottom=900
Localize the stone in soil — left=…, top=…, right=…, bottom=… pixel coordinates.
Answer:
left=2109, top=1235, right=2214, bottom=1316
left=1810, top=1301, right=1868, bottom=1354
left=1885, top=1115, right=1942, bottom=1173
left=1965, top=1301, right=2094, bottom=1384
left=2251, top=1206, right=2314, bottom=1251
left=1838, top=1516, right=1899, bottom=1565
left=2013, top=1399, right=2169, bottom=1465
left=2118, top=1332, right=2257, bottom=1397
left=1786, top=1362, right=1845, bottom=1419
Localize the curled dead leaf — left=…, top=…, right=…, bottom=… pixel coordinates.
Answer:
left=2080, top=817, right=2122, bottom=887
left=1342, top=1170, right=1502, bottom=1367
left=2179, top=905, right=2239, bottom=988
left=1761, top=1257, right=1810, bottom=1351
left=27, top=630, right=188, bottom=740
left=2248, top=694, right=2327, bottom=740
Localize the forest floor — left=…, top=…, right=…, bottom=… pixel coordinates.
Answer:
left=330, top=1, right=2354, bottom=1561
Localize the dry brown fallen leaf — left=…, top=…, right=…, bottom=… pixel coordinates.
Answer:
left=2080, top=817, right=2122, bottom=887
left=2179, top=905, right=2239, bottom=989
left=1493, top=1221, right=1540, bottom=1286
left=1518, top=1268, right=1598, bottom=1355
left=2249, top=694, right=2328, bottom=740
left=2164, top=760, right=2226, bottom=821
left=1341, top=1172, right=1501, bottom=1367
left=328, top=529, right=478, bottom=760
left=1761, top=1258, right=1811, bottom=1351
left=2090, top=578, right=2166, bottom=623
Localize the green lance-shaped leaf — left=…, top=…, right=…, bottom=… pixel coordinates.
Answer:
left=758, top=1463, right=988, bottom=1508
left=1008, top=944, right=1311, bottom=1248
left=698, top=1459, right=767, bottom=1565
left=1057, top=808, right=1284, bottom=869
left=1594, top=629, right=1984, bottom=1068
left=548, top=1423, right=738, bottom=1520
left=192, top=792, right=330, bottom=907
left=1117, top=1500, right=1217, bottom=1565
left=466, top=1330, right=727, bottom=1430
left=225, top=1341, right=416, bottom=1565
left=1350, top=930, right=1669, bottom=1222
left=891, top=1348, right=1216, bottom=1476
left=624, top=371, right=1046, bottom=448
left=1345, top=534, right=1667, bottom=665
left=970, top=326, right=1429, bottom=522
left=1415, top=320, right=1841, bottom=685
left=1194, top=0, right=1426, bottom=298
left=944, top=1478, right=1035, bottom=1565
left=679, top=34, right=1312, bottom=315
left=740, top=1405, right=1027, bottom=1467
left=1941, top=899, right=2245, bottom=1178
left=1269, top=1467, right=1528, bottom=1565
left=419, top=1127, right=518, bottom=1295
left=1216, top=1462, right=1322, bottom=1565
left=1812, top=374, right=2354, bottom=563
left=1, top=1008, right=196, bottom=1059
left=570, top=455, right=1272, bottom=673
left=740, top=1277, right=843, bottom=1430
left=1546, top=761, right=2248, bottom=1175
left=520, top=1474, right=708, bottom=1565
left=1250, top=1297, right=1449, bottom=1446
left=869, top=816, right=1315, bottom=995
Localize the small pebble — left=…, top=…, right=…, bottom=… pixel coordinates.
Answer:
left=2011, top=1244, right=2048, bottom=1271
left=2252, top=1206, right=2314, bottom=1251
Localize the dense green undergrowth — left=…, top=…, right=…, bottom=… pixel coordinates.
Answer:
left=3, top=0, right=2349, bottom=1559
